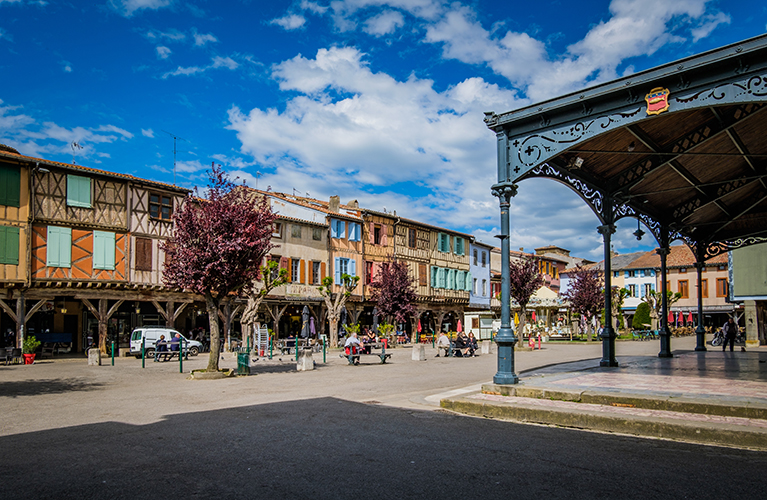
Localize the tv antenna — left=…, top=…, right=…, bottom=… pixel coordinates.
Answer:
left=161, top=130, right=187, bottom=185
left=70, top=141, right=82, bottom=164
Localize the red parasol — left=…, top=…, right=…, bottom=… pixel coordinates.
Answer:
left=532, top=311, right=536, bottom=322
left=667, top=311, right=674, bottom=324
left=677, top=311, right=683, bottom=325
left=687, top=311, right=694, bottom=325
left=457, top=319, right=463, bottom=333
left=417, top=319, right=422, bottom=333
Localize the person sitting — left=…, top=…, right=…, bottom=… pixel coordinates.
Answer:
left=453, top=333, right=467, bottom=357
left=154, top=335, right=168, bottom=361
left=170, top=333, right=181, bottom=352
left=361, top=332, right=374, bottom=354
left=436, top=332, right=450, bottom=357
left=466, top=332, right=478, bottom=357
left=344, top=332, right=362, bottom=364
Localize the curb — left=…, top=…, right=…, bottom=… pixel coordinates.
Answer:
left=441, top=394, right=767, bottom=451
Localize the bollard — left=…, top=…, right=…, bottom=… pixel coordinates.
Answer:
left=179, top=339, right=184, bottom=374
left=142, top=338, right=145, bottom=368
left=323, top=338, right=326, bottom=364
left=537, top=334, right=541, bottom=350
left=111, top=341, right=115, bottom=366
left=246, top=336, right=250, bottom=353
left=269, top=335, right=273, bottom=360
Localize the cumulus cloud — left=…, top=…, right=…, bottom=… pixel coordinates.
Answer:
left=691, top=11, right=731, bottom=42
left=145, top=29, right=186, bottom=42
left=141, top=128, right=154, bottom=137
left=110, top=0, right=172, bottom=17
left=270, top=13, right=307, bottom=30
left=363, top=10, right=405, bottom=36
left=156, top=46, right=171, bottom=59
left=162, top=55, right=239, bottom=78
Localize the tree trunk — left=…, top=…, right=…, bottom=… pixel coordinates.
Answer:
left=205, top=293, right=221, bottom=371
left=517, top=307, right=527, bottom=341
left=329, top=317, right=339, bottom=347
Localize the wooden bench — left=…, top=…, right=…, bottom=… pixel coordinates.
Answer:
left=340, top=345, right=391, bottom=365
left=153, top=347, right=188, bottom=362
left=40, top=343, right=55, bottom=359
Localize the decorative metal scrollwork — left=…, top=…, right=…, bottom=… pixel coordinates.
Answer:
left=703, top=236, right=767, bottom=260
left=526, top=163, right=605, bottom=222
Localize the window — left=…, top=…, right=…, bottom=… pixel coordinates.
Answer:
left=312, top=261, right=321, bottom=285
left=438, top=233, right=450, bottom=253
left=291, top=259, right=300, bottom=282
left=680, top=268, right=687, bottom=273
left=628, top=284, right=637, bottom=297
left=456, top=270, right=465, bottom=290
left=46, top=226, right=72, bottom=268
left=716, top=278, right=728, bottom=297
left=149, top=193, right=173, bottom=220
left=408, top=228, right=417, bottom=249
left=93, top=231, right=116, bottom=270
left=628, top=270, right=636, bottom=278
left=418, top=263, right=427, bottom=286
left=273, top=222, right=283, bottom=238
left=312, top=227, right=322, bottom=241
left=135, top=237, right=152, bottom=271
left=270, top=255, right=281, bottom=280
left=334, top=257, right=355, bottom=284
left=438, top=268, right=446, bottom=288
left=0, top=164, right=21, bottom=207
left=0, top=225, right=20, bottom=265
left=481, top=252, right=486, bottom=267
left=330, top=219, right=345, bottom=239
left=473, top=278, right=478, bottom=294
left=454, top=237, right=464, bottom=256
left=482, top=280, right=487, bottom=296
left=700, top=278, right=708, bottom=298
left=373, top=224, right=382, bottom=245
left=348, top=223, right=361, bottom=242
left=66, top=174, right=92, bottom=208
left=291, top=225, right=302, bottom=238
left=613, top=271, right=619, bottom=278
left=365, top=261, right=373, bottom=285
left=644, top=283, right=654, bottom=297
left=431, top=266, right=438, bottom=288
left=678, top=280, right=689, bottom=299
left=473, top=249, right=478, bottom=265
left=718, top=265, right=726, bottom=271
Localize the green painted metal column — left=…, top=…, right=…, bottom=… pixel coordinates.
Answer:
left=491, top=181, right=519, bottom=385
left=658, top=229, right=673, bottom=358
left=694, top=244, right=708, bottom=352
left=598, top=199, right=618, bottom=367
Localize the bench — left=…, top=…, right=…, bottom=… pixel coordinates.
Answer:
left=154, top=346, right=188, bottom=362
left=339, top=345, right=391, bottom=365
left=40, top=343, right=55, bottom=359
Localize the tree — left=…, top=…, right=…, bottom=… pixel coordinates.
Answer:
left=318, top=273, right=360, bottom=348
left=162, top=166, right=276, bottom=372
left=611, top=287, right=630, bottom=333
left=240, top=260, right=288, bottom=348
left=561, top=265, right=603, bottom=341
left=642, top=289, right=682, bottom=330
left=508, top=258, right=545, bottom=339
left=369, top=260, right=417, bottom=329
left=632, top=301, right=652, bottom=330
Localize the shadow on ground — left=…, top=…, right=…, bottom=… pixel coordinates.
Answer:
left=0, top=378, right=105, bottom=398
left=1, top=397, right=765, bottom=499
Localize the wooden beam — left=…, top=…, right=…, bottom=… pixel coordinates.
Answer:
left=0, top=298, right=17, bottom=323
left=81, top=298, right=99, bottom=319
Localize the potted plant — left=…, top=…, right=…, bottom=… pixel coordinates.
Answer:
left=22, top=335, right=41, bottom=364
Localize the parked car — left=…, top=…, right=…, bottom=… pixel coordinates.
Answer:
left=129, top=327, right=202, bottom=358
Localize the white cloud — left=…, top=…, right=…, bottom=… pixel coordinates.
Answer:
left=270, top=13, right=306, bottom=30
left=691, top=11, right=731, bottom=42
left=300, top=0, right=327, bottom=15
left=0, top=28, right=11, bottom=42
left=192, top=30, right=218, bottom=46
left=110, top=0, right=172, bottom=17
left=61, top=61, right=73, bottom=72
left=175, top=159, right=209, bottom=173
left=363, top=10, right=405, bottom=36
left=227, top=46, right=521, bottom=233
left=141, top=128, right=155, bottom=138
left=145, top=29, right=186, bottom=42
left=156, top=46, right=171, bottom=59
left=93, top=124, right=134, bottom=140
left=162, top=55, right=239, bottom=78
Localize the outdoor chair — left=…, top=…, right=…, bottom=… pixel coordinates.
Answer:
left=9, top=348, right=22, bottom=364
left=2, top=347, right=12, bottom=365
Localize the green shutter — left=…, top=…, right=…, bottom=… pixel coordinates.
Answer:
left=67, top=175, right=91, bottom=208
left=465, top=271, right=472, bottom=291
left=0, top=226, right=20, bottom=265
left=0, top=164, right=21, bottom=207
left=431, top=266, right=437, bottom=288
left=46, top=226, right=71, bottom=268
left=93, top=231, right=116, bottom=270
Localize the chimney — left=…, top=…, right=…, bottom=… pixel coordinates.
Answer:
left=329, top=195, right=340, bottom=213
left=347, top=199, right=359, bottom=209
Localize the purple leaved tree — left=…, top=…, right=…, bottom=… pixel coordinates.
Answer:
left=162, top=165, right=275, bottom=372
left=509, top=258, right=545, bottom=340
left=369, top=260, right=417, bottom=339
left=562, top=265, right=603, bottom=341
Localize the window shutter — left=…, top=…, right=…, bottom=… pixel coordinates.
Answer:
left=339, top=221, right=346, bottom=239
left=94, top=231, right=116, bottom=270
left=438, top=268, right=446, bottom=288
left=135, top=237, right=152, bottom=271
left=46, top=226, right=60, bottom=267
left=349, top=259, right=356, bottom=277
left=465, top=271, right=472, bottom=291
left=300, top=259, right=306, bottom=284
left=330, top=220, right=338, bottom=238
left=0, top=226, right=20, bottom=265
left=640, top=286, right=645, bottom=298
left=419, top=263, right=427, bottom=286
left=321, top=261, right=326, bottom=281
left=639, top=269, right=645, bottom=277
left=381, top=224, right=388, bottom=246
left=279, top=256, right=288, bottom=271
left=348, top=223, right=355, bottom=241
left=369, top=222, right=375, bottom=243
left=334, top=257, right=341, bottom=283
left=624, top=271, right=629, bottom=278
left=0, top=165, right=21, bottom=207
left=67, top=175, right=91, bottom=208
left=431, top=266, right=437, bottom=288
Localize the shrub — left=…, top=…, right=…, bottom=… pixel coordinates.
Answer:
left=633, top=302, right=652, bottom=329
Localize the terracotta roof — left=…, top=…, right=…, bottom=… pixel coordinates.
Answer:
left=562, top=262, right=600, bottom=274
left=249, top=188, right=363, bottom=221
left=0, top=149, right=189, bottom=193
left=625, top=250, right=660, bottom=269
left=362, top=208, right=474, bottom=239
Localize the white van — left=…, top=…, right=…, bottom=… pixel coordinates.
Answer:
left=129, top=327, right=202, bottom=358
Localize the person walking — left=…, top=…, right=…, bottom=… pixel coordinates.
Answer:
left=722, top=317, right=738, bottom=352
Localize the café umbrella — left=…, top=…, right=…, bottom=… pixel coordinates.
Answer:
left=687, top=311, right=694, bottom=325
left=456, top=319, right=462, bottom=333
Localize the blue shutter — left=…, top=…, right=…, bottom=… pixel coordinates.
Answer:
left=640, top=285, right=645, bottom=298
left=348, top=223, right=358, bottom=241
left=431, top=266, right=438, bottom=288
left=349, top=258, right=356, bottom=277
left=67, top=175, right=91, bottom=208
left=640, top=269, right=645, bottom=277
left=330, top=220, right=338, bottom=239
left=339, top=221, right=346, bottom=239
left=624, top=271, right=629, bottom=278
left=46, top=226, right=71, bottom=268
left=93, top=231, right=116, bottom=270
left=465, top=271, right=472, bottom=291
left=438, top=268, right=445, bottom=288
left=334, top=257, right=341, bottom=283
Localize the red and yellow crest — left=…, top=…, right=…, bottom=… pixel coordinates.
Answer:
left=645, top=87, right=670, bottom=115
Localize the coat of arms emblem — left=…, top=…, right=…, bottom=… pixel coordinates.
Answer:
left=645, top=87, right=670, bottom=115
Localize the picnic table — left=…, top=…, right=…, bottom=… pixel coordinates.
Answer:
left=340, top=343, right=391, bottom=365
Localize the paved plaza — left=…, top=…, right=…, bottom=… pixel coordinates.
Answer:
left=1, top=337, right=766, bottom=499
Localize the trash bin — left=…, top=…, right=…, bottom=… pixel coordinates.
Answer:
left=237, top=352, right=250, bottom=375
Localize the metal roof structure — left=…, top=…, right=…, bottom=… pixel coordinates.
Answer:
left=485, top=34, right=767, bottom=259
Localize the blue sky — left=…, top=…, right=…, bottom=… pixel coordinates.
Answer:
left=1, top=0, right=765, bottom=260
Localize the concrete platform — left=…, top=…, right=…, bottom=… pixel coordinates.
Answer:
left=441, top=349, right=767, bottom=450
